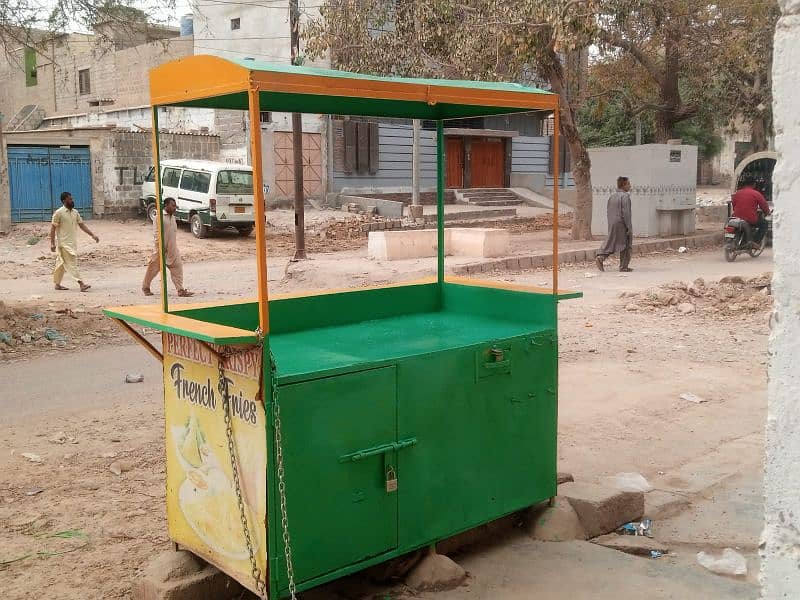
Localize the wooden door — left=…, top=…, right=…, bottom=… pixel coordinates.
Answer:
left=471, top=139, right=505, bottom=188
left=445, top=138, right=464, bottom=188
left=274, top=131, right=323, bottom=198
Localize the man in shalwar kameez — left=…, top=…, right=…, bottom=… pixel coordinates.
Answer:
left=142, top=197, right=194, bottom=297
left=596, top=176, right=634, bottom=273
left=50, top=191, right=99, bottom=292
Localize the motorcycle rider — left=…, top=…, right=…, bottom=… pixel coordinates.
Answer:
left=731, top=176, right=771, bottom=249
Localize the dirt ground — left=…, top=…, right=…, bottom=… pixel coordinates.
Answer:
left=0, top=217, right=771, bottom=599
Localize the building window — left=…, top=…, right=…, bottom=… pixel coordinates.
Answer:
left=259, top=111, right=271, bottom=124
left=24, top=48, right=37, bottom=87
left=230, top=17, right=241, bottom=30
left=78, top=69, right=91, bottom=95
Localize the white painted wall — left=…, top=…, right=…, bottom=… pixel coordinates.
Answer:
left=761, top=2, right=800, bottom=596
left=192, top=0, right=328, bottom=133
left=589, top=144, right=697, bottom=237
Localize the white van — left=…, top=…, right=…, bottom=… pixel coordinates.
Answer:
left=141, top=160, right=257, bottom=238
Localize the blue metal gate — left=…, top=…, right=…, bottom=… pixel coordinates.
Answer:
left=8, top=146, right=93, bottom=222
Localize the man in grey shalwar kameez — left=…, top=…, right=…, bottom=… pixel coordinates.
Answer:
left=596, top=176, right=633, bottom=272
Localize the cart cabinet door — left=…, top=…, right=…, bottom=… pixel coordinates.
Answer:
left=275, top=366, right=398, bottom=587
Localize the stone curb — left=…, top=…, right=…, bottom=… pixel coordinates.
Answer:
left=452, top=232, right=724, bottom=276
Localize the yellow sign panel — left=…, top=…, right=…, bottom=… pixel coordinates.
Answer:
left=162, top=333, right=267, bottom=593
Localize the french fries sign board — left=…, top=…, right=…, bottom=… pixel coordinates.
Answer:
left=163, top=333, right=266, bottom=592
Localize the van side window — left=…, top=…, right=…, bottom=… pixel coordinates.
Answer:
left=180, top=170, right=211, bottom=193
left=144, top=167, right=155, bottom=183
left=162, top=167, right=181, bottom=188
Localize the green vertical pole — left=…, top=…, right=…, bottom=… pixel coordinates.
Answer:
left=150, top=106, right=169, bottom=312
left=436, top=121, right=445, bottom=289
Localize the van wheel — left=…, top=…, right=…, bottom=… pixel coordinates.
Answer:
left=146, top=203, right=158, bottom=224
left=237, top=225, right=254, bottom=237
left=190, top=214, right=209, bottom=239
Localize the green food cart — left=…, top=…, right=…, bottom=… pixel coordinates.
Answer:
left=104, top=55, right=579, bottom=599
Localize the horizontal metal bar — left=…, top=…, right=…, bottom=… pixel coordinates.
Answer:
left=339, top=437, right=417, bottom=463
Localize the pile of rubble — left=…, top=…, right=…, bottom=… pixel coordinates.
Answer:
left=0, top=301, right=120, bottom=356
left=621, top=273, right=772, bottom=317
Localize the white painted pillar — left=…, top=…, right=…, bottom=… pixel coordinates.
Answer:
left=762, top=2, right=800, bottom=596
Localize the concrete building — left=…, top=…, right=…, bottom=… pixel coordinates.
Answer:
left=0, top=18, right=216, bottom=228
left=192, top=0, right=330, bottom=202
left=762, top=1, right=800, bottom=595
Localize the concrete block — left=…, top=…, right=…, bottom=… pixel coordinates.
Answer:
left=531, top=255, right=549, bottom=270
left=505, top=257, right=520, bottom=270
left=559, top=482, right=645, bottom=539
left=528, top=497, right=588, bottom=542
left=405, top=552, right=467, bottom=592
left=132, top=550, right=244, bottom=600
left=559, top=251, right=577, bottom=265
left=340, top=194, right=404, bottom=218
left=573, top=249, right=587, bottom=263
left=449, top=227, right=510, bottom=258
left=519, top=256, right=533, bottom=269
left=368, top=228, right=509, bottom=261
left=592, top=534, right=669, bottom=557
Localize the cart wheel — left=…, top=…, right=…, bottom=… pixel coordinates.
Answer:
left=190, top=213, right=209, bottom=239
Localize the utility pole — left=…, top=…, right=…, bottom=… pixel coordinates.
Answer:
left=0, top=114, right=10, bottom=234
left=410, top=119, right=422, bottom=220
left=290, top=0, right=306, bottom=259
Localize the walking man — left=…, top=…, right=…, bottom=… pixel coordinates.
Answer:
left=142, top=198, right=194, bottom=297
left=50, top=191, right=99, bottom=292
left=596, top=176, right=634, bottom=272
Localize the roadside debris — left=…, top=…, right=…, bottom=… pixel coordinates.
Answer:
left=109, top=460, right=133, bottom=476
left=621, top=274, right=772, bottom=318
left=603, top=472, right=653, bottom=493
left=678, top=246, right=688, bottom=253
left=680, top=392, right=708, bottom=404
left=650, top=550, right=663, bottom=559
left=44, top=328, right=67, bottom=342
left=696, top=548, right=748, bottom=576
left=619, top=518, right=653, bottom=537
left=125, top=373, right=145, bottom=384
left=21, top=453, right=44, bottom=463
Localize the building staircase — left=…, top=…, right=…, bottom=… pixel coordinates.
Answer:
left=456, top=188, right=524, bottom=206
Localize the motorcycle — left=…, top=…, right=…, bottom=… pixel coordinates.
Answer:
left=724, top=215, right=765, bottom=262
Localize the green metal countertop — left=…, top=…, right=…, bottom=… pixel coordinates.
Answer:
left=270, top=311, right=552, bottom=384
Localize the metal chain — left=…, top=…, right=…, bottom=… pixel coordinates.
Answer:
left=270, top=349, right=298, bottom=600
left=218, top=349, right=268, bottom=600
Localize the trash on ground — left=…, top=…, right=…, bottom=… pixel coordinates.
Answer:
left=31, top=313, right=44, bottom=320
left=584, top=272, right=597, bottom=278
left=0, top=332, right=11, bottom=344
left=21, top=453, right=44, bottom=463
left=24, top=487, right=45, bottom=496
left=650, top=550, right=663, bottom=559
left=680, top=392, right=708, bottom=404
left=125, top=373, right=145, bottom=384
left=44, top=328, right=67, bottom=342
left=678, top=246, right=688, bottom=253
left=48, top=432, right=69, bottom=444
left=696, top=548, right=748, bottom=576
left=109, top=460, right=133, bottom=476
left=55, top=308, right=78, bottom=319
left=619, top=518, right=653, bottom=537
left=604, top=472, right=653, bottom=493
left=27, top=236, right=40, bottom=246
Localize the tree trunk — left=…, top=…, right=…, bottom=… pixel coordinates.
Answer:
left=546, top=56, right=592, bottom=241
left=654, top=27, right=681, bottom=143
left=750, top=113, right=769, bottom=152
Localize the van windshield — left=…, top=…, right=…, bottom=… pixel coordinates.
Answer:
left=217, top=170, right=254, bottom=195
